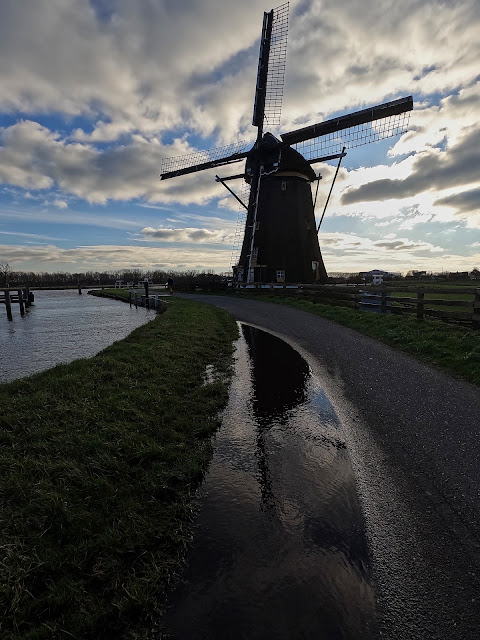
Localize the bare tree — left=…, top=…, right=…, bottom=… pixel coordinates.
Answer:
left=0, top=263, right=12, bottom=287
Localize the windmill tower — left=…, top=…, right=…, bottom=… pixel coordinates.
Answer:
left=160, top=3, right=413, bottom=285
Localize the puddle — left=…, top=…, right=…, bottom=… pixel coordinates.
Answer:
left=161, top=324, right=376, bottom=639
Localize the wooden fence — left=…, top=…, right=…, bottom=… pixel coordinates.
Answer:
left=234, top=283, right=480, bottom=329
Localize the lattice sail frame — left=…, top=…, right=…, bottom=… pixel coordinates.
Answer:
left=263, top=2, right=289, bottom=127
left=230, top=181, right=251, bottom=268
left=159, top=141, right=249, bottom=177
left=292, top=111, right=411, bottom=162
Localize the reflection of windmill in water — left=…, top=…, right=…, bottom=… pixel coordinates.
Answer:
left=242, top=324, right=310, bottom=511
left=160, top=3, right=413, bottom=284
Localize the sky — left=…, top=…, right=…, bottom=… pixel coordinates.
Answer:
left=0, top=0, right=479, bottom=276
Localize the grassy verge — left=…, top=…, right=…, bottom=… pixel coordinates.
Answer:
left=232, top=292, right=480, bottom=387
left=1, top=299, right=238, bottom=639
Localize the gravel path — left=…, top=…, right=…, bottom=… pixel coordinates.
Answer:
left=182, top=294, right=480, bottom=640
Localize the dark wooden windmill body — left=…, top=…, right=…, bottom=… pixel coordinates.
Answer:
left=160, top=3, right=413, bottom=284
left=238, top=133, right=327, bottom=283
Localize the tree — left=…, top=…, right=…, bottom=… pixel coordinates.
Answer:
left=0, top=263, right=12, bottom=287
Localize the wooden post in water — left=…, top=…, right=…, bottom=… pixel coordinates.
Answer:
left=78, top=281, right=82, bottom=294
left=129, top=291, right=132, bottom=307
left=473, top=287, right=480, bottom=330
left=417, top=291, right=425, bottom=320
left=5, top=290, right=12, bottom=321
left=17, top=289, right=25, bottom=316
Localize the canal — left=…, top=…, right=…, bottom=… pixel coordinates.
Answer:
left=0, top=289, right=153, bottom=383
left=161, top=324, right=376, bottom=639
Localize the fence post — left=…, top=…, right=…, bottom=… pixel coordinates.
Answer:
left=417, top=291, right=424, bottom=320
left=5, top=290, right=13, bottom=321
left=381, top=290, right=387, bottom=314
left=473, top=287, right=480, bottom=330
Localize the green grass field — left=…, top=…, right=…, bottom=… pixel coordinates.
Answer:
left=0, top=298, right=238, bottom=639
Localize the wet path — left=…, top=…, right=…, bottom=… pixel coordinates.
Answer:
left=175, top=294, right=480, bottom=640
left=163, top=325, right=376, bottom=639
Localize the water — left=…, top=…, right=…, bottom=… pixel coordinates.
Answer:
left=0, top=290, right=153, bottom=383
left=162, top=324, right=377, bottom=639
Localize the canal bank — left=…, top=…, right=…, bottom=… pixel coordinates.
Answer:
left=1, top=298, right=238, bottom=639
left=0, top=289, right=154, bottom=383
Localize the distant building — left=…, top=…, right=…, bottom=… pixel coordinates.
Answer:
left=360, top=269, right=401, bottom=284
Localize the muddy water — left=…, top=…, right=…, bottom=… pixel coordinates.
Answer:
left=162, top=324, right=376, bottom=639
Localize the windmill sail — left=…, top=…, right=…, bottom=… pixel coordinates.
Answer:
left=160, top=141, right=249, bottom=180
left=230, top=181, right=251, bottom=268
left=252, top=2, right=289, bottom=131
left=281, top=96, right=413, bottom=162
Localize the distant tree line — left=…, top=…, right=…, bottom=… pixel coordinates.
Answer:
left=0, top=265, right=227, bottom=290
left=1, top=262, right=478, bottom=289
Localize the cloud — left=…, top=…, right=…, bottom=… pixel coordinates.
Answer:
left=0, top=205, right=143, bottom=230
left=1, top=0, right=479, bottom=146
left=0, top=120, right=249, bottom=205
left=0, top=0, right=264, bottom=143
left=318, top=231, right=477, bottom=272
left=140, top=226, right=234, bottom=244
left=1, top=0, right=480, bottom=274
left=341, top=124, right=480, bottom=204
left=0, top=243, right=232, bottom=271
left=1, top=1, right=480, bottom=211
left=435, top=188, right=480, bottom=214
left=373, top=238, right=443, bottom=252
left=0, top=230, right=66, bottom=241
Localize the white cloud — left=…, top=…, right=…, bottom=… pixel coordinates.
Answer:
left=318, top=231, right=477, bottom=273
left=0, top=120, right=245, bottom=205
left=1, top=0, right=480, bottom=273
left=0, top=243, right=233, bottom=272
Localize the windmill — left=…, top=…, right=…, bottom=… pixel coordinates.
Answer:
left=160, top=3, right=413, bottom=284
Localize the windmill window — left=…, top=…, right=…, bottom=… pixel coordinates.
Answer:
left=276, top=269, right=285, bottom=282
left=281, top=179, right=287, bottom=191
left=252, top=247, right=259, bottom=258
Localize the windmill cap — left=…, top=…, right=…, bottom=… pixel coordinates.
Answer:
left=245, top=132, right=316, bottom=182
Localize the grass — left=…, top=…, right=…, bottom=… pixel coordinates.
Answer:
left=390, top=289, right=475, bottom=313
left=232, top=291, right=480, bottom=387
left=0, top=298, right=238, bottom=639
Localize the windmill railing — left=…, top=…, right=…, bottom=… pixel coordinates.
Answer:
left=232, top=282, right=480, bottom=329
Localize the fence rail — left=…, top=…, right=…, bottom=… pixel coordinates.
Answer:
left=233, top=282, right=480, bottom=329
